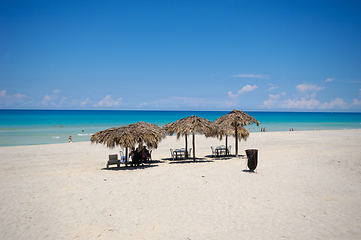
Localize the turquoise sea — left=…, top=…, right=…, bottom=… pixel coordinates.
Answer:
left=1, top=110, right=361, bottom=147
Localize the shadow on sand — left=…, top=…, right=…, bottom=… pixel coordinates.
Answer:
left=204, top=154, right=247, bottom=160
left=101, top=155, right=248, bottom=170
left=101, top=163, right=158, bottom=171
left=165, top=157, right=214, bottom=164
left=204, top=155, right=232, bottom=160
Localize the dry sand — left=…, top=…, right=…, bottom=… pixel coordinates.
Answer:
left=0, top=129, right=361, bottom=239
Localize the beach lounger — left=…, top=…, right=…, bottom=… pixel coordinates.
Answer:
left=107, top=154, right=120, bottom=168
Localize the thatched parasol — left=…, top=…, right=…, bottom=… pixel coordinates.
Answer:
left=162, top=116, right=216, bottom=161
left=90, top=121, right=166, bottom=167
left=213, top=120, right=250, bottom=156
left=214, top=110, right=259, bottom=157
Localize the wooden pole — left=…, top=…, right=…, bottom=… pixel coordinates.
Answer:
left=225, top=136, right=228, bottom=156
left=235, top=127, right=238, bottom=157
left=185, top=134, right=188, bottom=159
left=192, top=132, right=196, bottom=161
left=125, top=147, right=128, bottom=167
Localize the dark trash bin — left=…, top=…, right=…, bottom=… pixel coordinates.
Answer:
left=246, top=149, right=258, bottom=171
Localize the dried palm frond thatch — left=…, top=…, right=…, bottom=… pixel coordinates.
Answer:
left=162, top=115, right=216, bottom=161
left=214, top=110, right=259, bottom=157
left=213, top=121, right=250, bottom=156
left=90, top=121, right=166, bottom=166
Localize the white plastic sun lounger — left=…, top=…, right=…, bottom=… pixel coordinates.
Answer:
left=107, top=154, right=120, bottom=168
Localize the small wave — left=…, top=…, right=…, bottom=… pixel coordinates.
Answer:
left=52, top=136, right=60, bottom=139
left=77, top=133, right=93, bottom=136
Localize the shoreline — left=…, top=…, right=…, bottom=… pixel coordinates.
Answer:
left=1, top=128, right=361, bottom=148
left=2, top=110, right=361, bottom=147
left=1, top=129, right=361, bottom=239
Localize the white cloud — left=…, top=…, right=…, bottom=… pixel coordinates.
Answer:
left=14, top=93, right=27, bottom=99
left=296, top=84, right=325, bottom=92
left=325, top=78, right=335, bottom=82
left=281, top=97, right=320, bottom=109
left=351, top=89, right=361, bottom=107
left=261, top=99, right=274, bottom=109
left=262, top=84, right=326, bottom=110
left=228, top=85, right=258, bottom=99
left=259, top=92, right=286, bottom=109
left=269, top=94, right=280, bottom=100
left=240, top=85, right=258, bottom=93
left=269, top=85, right=278, bottom=90
left=352, top=98, right=361, bottom=105
left=220, top=99, right=237, bottom=108
left=0, top=89, right=28, bottom=106
left=80, top=98, right=91, bottom=107
left=228, top=91, right=237, bottom=99
left=232, top=74, right=266, bottom=79
left=0, top=90, right=27, bottom=100
left=310, top=92, right=317, bottom=99
left=60, top=97, right=66, bottom=105
left=41, top=89, right=60, bottom=106
left=93, top=95, right=122, bottom=107
left=136, top=102, right=149, bottom=108
left=319, top=98, right=347, bottom=109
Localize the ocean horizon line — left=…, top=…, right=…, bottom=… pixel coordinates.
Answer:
left=1, top=108, right=361, bottom=113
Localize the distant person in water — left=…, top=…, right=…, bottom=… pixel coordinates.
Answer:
left=68, top=136, right=72, bottom=143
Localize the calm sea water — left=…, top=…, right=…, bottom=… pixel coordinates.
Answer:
left=1, top=110, right=361, bottom=147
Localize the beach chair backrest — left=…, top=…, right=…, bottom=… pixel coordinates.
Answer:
left=170, top=149, right=174, bottom=159
left=109, top=154, right=118, bottom=160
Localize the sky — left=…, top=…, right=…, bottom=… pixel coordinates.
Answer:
left=1, top=0, right=361, bottom=111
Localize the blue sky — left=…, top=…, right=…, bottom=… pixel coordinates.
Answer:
left=1, top=0, right=360, bottom=111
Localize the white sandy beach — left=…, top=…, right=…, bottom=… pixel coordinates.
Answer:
left=1, top=129, right=361, bottom=239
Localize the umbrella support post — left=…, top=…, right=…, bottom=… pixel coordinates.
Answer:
left=225, top=136, right=228, bottom=156
left=185, top=135, right=188, bottom=159
left=125, top=147, right=128, bottom=167
left=235, top=127, right=238, bottom=157
left=192, top=132, right=195, bottom=161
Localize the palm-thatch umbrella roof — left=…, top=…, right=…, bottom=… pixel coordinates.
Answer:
left=162, top=115, right=216, bottom=161
left=214, top=110, right=259, bottom=157
left=90, top=121, right=166, bottom=166
left=213, top=120, right=250, bottom=156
